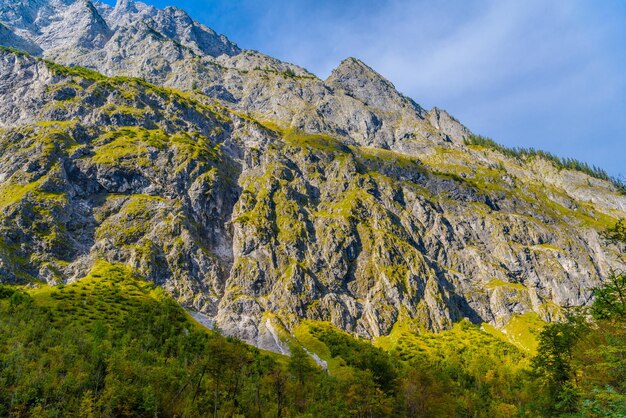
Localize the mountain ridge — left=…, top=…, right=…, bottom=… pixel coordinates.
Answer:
left=0, top=0, right=625, bottom=352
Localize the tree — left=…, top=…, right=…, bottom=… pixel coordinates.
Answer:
left=264, top=368, right=288, bottom=418
left=530, top=233, right=626, bottom=415
left=194, top=336, right=245, bottom=417
left=590, top=272, right=626, bottom=321
left=531, top=315, right=586, bottom=414
left=592, top=219, right=626, bottom=321
left=288, top=344, right=316, bottom=387
left=288, top=344, right=317, bottom=411
left=79, top=391, right=95, bottom=418
left=344, top=370, right=392, bottom=418
left=399, top=366, right=455, bottom=418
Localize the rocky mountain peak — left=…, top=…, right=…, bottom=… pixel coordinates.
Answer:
left=40, top=0, right=111, bottom=50
left=114, top=0, right=135, bottom=12
left=329, top=57, right=381, bottom=79
left=148, top=5, right=240, bottom=57
left=0, top=0, right=238, bottom=60
left=326, top=57, right=393, bottom=98
left=427, top=107, right=471, bottom=144
left=0, top=0, right=60, bottom=36
left=326, top=57, right=424, bottom=116
left=0, top=0, right=112, bottom=51
left=108, top=0, right=156, bottom=28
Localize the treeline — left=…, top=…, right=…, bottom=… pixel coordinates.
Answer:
left=0, top=286, right=343, bottom=417
left=1, top=222, right=625, bottom=417
left=464, top=134, right=626, bottom=193
left=0, top=288, right=528, bottom=417
left=1, top=284, right=524, bottom=417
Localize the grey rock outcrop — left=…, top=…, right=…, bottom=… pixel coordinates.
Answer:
left=0, top=22, right=42, bottom=55
left=427, top=107, right=471, bottom=144
left=0, top=0, right=625, bottom=352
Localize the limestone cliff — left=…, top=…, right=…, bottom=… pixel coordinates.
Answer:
left=0, top=0, right=624, bottom=351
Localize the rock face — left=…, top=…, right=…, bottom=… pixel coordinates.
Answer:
left=1, top=0, right=625, bottom=350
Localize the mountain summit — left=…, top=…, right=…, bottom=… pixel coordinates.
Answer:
left=0, top=0, right=624, bottom=352
left=327, top=57, right=425, bottom=116
left=0, top=0, right=239, bottom=60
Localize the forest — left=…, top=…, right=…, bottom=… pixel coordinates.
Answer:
left=0, top=221, right=625, bottom=417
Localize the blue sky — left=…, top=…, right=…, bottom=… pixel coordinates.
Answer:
left=103, top=0, right=626, bottom=177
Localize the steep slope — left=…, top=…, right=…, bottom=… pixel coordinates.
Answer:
left=0, top=48, right=248, bottom=314
left=0, top=0, right=625, bottom=351
left=0, top=0, right=461, bottom=152
left=0, top=0, right=112, bottom=51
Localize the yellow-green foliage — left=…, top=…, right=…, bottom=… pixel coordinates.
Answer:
left=518, top=183, right=618, bottom=230
left=353, top=146, right=423, bottom=172
left=0, top=45, right=30, bottom=58
left=102, top=104, right=147, bottom=118
left=420, top=147, right=475, bottom=177
left=465, top=134, right=623, bottom=189
left=284, top=129, right=351, bottom=155
left=90, top=127, right=221, bottom=171
left=280, top=126, right=423, bottom=176
left=30, top=129, right=77, bottom=163
left=420, top=144, right=618, bottom=232
left=43, top=60, right=106, bottom=81
left=169, top=131, right=222, bottom=173
left=376, top=318, right=529, bottom=366
left=314, top=188, right=372, bottom=219
left=39, top=53, right=232, bottom=130
left=0, top=123, right=78, bottom=175
left=293, top=321, right=354, bottom=377
left=27, top=261, right=158, bottom=325
left=0, top=261, right=308, bottom=417
left=293, top=321, right=397, bottom=392
left=90, top=127, right=167, bottom=167
left=293, top=318, right=537, bottom=416
left=95, top=194, right=165, bottom=246
left=0, top=177, right=48, bottom=210
left=28, top=190, right=68, bottom=249
left=486, top=278, right=528, bottom=291
left=34, top=119, right=80, bottom=130
left=483, top=312, right=545, bottom=353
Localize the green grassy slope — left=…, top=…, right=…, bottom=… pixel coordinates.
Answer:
left=0, top=262, right=292, bottom=417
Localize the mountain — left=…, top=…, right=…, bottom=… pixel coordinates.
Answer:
left=0, top=0, right=625, bottom=354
